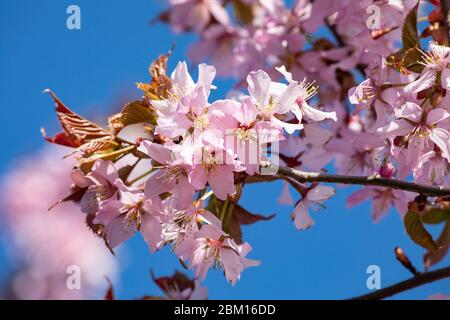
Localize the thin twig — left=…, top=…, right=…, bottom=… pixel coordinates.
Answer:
left=276, top=166, right=450, bottom=197
left=348, top=266, right=450, bottom=300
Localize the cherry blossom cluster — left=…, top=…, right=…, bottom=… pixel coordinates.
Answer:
left=40, top=0, right=450, bottom=287
left=160, top=0, right=450, bottom=222
left=57, top=59, right=337, bottom=285
left=0, top=148, right=118, bottom=299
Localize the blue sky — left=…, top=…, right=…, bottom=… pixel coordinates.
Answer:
left=0, top=0, right=449, bottom=299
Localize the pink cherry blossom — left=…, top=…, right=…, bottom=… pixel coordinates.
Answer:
left=174, top=224, right=259, bottom=285
left=346, top=186, right=409, bottom=223
left=34, top=0, right=450, bottom=294
left=378, top=102, right=450, bottom=166
left=94, top=179, right=163, bottom=251
left=291, top=184, right=335, bottom=230
left=1, top=148, right=118, bottom=299
left=404, top=42, right=450, bottom=95
left=247, top=69, right=304, bottom=133
left=71, top=159, right=119, bottom=214
left=169, top=0, right=230, bottom=33
left=189, top=145, right=243, bottom=200
left=138, top=140, right=195, bottom=209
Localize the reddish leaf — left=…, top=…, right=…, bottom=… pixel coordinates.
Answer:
left=429, top=8, right=443, bottom=23
left=86, top=213, right=115, bottom=256
left=104, top=278, right=115, bottom=300
left=43, top=90, right=114, bottom=147
left=41, top=129, right=80, bottom=148
left=234, top=204, right=275, bottom=225
left=151, top=270, right=195, bottom=296
left=137, top=49, right=173, bottom=100
left=228, top=214, right=244, bottom=245
left=228, top=204, right=275, bottom=244
left=48, top=186, right=88, bottom=211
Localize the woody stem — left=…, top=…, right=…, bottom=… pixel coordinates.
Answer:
left=274, top=166, right=450, bottom=197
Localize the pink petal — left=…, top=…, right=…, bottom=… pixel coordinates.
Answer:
left=220, top=248, right=243, bottom=286
left=430, top=127, right=450, bottom=161
left=171, top=61, right=195, bottom=92
left=138, top=141, right=172, bottom=164
left=348, top=79, right=372, bottom=104
left=374, top=101, right=390, bottom=128
left=292, top=201, right=314, bottom=230
left=197, top=210, right=222, bottom=229
left=307, top=185, right=335, bottom=202
left=441, top=68, right=450, bottom=90
left=237, top=96, right=257, bottom=125
left=247, top=70, right=271, bottom=107
left=406, top=135, right=425, bottom=166
left=394, top=102, right=422, bottom=122
left=377, top=119, right=414, bottom=137
left=197, top=63, right=216, bottom=95
left=202, top=129, right=224, bottom=149
left=144, top=170, right=175, bottom=198
left=372, top=193, right=392, bottom=223
left=303, top=124, right=333, bottom=146
left=276, top=65, right=293, bottom=82
left=190, top=86, right=209, bottom=116
left=91, top=160, right=118, bottom=184
left=173, top=175, right=196, bottom=209
left=106, top=217, right=137, bottom=248
left=346, top=187, right=375, bottom=208
left=272, top=117, right=303, bottom=134
left=276, top=82, right=302, bottom=114
left=278, top=182, right=294, bottom=205
left=302, top=102, right=337, bottom=121
left=71, top=169, right=91, bottom=187
left=404, top=68, right=437, bottom=95
left=93, top=200, right=123, bottom=225
left=208, top=165, right=235, bottom=200
left=426, top=108, right=450, bottom=126
left=140, top=214, right=162, bottom=253
left=189, top=165, right=208, bottom=190
left=116, top=179, right=142, bottom=206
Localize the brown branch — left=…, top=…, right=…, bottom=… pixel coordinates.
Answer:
left=348, top=266, right=450, bottom=300
left=276, top=166, right=450, bottom=197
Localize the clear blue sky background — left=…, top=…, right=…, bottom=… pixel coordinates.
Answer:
left=0, top=0, right=449, bottom=299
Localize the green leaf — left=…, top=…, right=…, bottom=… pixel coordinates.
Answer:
left=424, top=220, right=450, bottom=268
left=422, top=208, right=450, bottom=224
left=108, top=100, right=157, bottom=133
left=386, top=2, right=423, bottom=74
left=402, top=2, right=420, bottom=49
left=404, top=210, right=439, bottom=251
